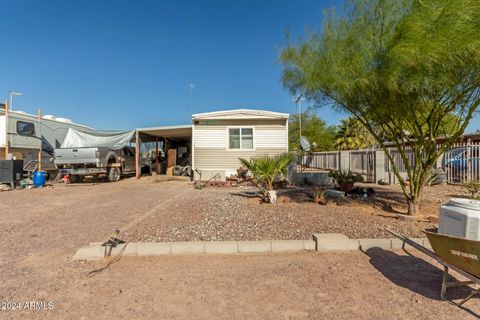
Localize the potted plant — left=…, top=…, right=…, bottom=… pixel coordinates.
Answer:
left=239, top=153, right=294, bottom=204
left=328, top=170, right=364, bottom=192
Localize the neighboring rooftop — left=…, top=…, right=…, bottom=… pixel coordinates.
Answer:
left=0, top=109, right=93, bottom=130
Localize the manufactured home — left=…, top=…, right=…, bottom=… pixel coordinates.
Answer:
left=136, top=109, right=289, bottom=180
left=192, top=109, right=289, bottom=180
left=0, top=107, right=93, bottom=170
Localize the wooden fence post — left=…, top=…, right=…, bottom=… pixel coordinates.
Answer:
left=37, top=109, right=42, bottom=171
left=155, top=137, right=159, bottom=174
left=135, top=131, right=140, bottom=179
left=4, top=99, right=9, bottom=159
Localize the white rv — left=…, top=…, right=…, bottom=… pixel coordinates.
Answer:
left=0, top=106, right=93, bottom=172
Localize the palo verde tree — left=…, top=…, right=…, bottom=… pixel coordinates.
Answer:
left=281, top=0, right=480, bottom=215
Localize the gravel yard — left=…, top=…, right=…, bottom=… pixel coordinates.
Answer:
left=0, top=177, right=477, bottom=319
left=124, top=181, right=467, bottom=242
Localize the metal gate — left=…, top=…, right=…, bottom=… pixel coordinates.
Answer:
left=350, top=150, right=375, bottom=182
left=444, top=142, right=480, bottom=184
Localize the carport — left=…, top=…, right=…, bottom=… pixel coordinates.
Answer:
left=134, top=124, right=192, bottom=179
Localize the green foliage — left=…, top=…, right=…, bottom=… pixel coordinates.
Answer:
left=464, top=180, right=480, bottom=199
left=328, top=170, right=364, bottom=187
left=335, top=117, right=376, bottom=150
left=289, top=111, right=337, bottom=152
left=239, top=153, right=294, bottom=190
left=281, top=0, right=480, bottom=214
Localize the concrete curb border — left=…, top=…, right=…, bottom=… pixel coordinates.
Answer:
left=72, top=233, right=431, bottom=260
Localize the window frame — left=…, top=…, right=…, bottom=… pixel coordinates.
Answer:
left=226, top=126, right=255, bottom=151
left=16, top=120, right=36, bottom=137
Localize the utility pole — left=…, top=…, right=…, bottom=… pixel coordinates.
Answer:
left=292, top=95, right=305, bottom=140
left=8, top=91, right=22, bottom=111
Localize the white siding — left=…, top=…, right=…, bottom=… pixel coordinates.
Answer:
left=194, top=128, right=226, bottom=148
left=255, top=127, right=287, bottom=148
left=194, top=123, right=287, bottom=150
left=193, top=118, right=289, bottom=181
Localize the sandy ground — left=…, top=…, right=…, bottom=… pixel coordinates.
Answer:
left=0, top=177, right=478, bottom=319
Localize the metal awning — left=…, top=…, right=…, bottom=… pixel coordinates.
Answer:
left=136, top=124, right=192, bottom=142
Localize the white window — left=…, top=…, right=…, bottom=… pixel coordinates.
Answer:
left=228, top=127, right=253, bottom=150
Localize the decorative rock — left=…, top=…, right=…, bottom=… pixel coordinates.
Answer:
left=325, top=189, right=345, bottom=199
left=397, top=214, right=417, bottom=222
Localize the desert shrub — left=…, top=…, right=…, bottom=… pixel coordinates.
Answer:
left=239, top=153, right=293, bottom=190
left=311, top=186, right=327, bottom=204
left=464, top=180, right=480, bottom=199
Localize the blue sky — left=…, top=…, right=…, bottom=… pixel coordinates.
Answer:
left=0, top=0, right=478, bottom=132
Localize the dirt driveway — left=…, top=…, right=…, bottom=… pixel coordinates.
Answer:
left=0, top=178, right=478, bottom=319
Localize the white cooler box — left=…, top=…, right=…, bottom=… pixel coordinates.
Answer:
left=439, top=198, right=480, bottom=240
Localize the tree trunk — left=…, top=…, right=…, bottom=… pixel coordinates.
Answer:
left=407, top=198, right=420, bottom=215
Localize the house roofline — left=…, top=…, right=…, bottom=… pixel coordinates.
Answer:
left=192, top=108, right=289, bottom=120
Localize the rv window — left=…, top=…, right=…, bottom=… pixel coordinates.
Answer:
left=16, top=121, right=36, bottom=136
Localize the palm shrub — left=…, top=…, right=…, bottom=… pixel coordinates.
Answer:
left=239, top=153, right=294, bottom=191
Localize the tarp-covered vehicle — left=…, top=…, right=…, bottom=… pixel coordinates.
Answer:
left=54, top=129, right=143, bottom=182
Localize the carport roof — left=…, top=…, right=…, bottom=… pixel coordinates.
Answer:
left=136, top=124, right=192, bottom=141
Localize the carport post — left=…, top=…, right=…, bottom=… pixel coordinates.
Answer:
left=135, top=130, right=140, bottom=179
left=155, top=137, right=159, bottom=174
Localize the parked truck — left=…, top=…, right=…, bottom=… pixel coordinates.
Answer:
left=54, top=146, right=139, bottom=182
left=443, top=147, right=480, bottom=182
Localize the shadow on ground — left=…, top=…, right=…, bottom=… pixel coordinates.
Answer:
left=277, top=186, right=406, bottom=214
left=278, top=188, right=312, bottom=203
left=364, top=247, right=478, bottom=303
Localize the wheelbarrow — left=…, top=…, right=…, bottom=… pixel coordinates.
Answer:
left=387, top=228, right=480, bottom=306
